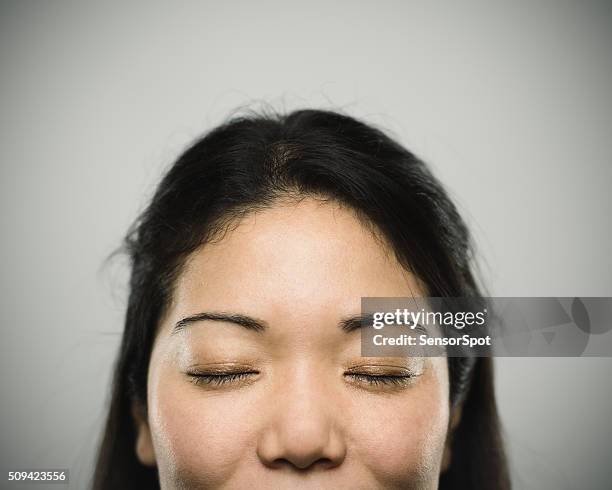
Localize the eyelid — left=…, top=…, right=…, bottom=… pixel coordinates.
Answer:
left=343, top=372, right=417, bottom=388
left=344, top=364, right=421, bottom=376
left=343, top=369, right=420, bottom=388
left=186, top=370, right=259, bottom=387
left=343, top=363, right=423, bottom=390
left=183, top=361, right=260, bottom=386
left=185, top=361, right=259, bottom=373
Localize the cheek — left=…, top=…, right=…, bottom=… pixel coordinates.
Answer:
left=148, top=372, right=258, bottom=488
left=349, top=369, right=449, bottom=486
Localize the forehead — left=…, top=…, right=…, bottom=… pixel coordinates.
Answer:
left=165, top=197, right=424, bottom=328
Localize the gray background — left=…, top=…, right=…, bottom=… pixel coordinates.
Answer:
left=1, top=1, right=611, bottom=489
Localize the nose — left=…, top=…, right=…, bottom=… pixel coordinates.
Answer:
left=256, top=370, right=347, bottom=471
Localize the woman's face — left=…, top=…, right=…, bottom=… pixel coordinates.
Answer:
left=134, top=197, right=454, bottom=489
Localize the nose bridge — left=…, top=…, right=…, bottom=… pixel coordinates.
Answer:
left=285, top=366, right=334, bottom=442
left=257, top=360, right=347, bottom=470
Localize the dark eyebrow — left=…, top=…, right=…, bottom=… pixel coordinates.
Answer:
left=173, top=311, right=268, bottom=334
left=172, top=312, right=374, bottom=334
left=339, top=314, right=375, bottom=333
left=340, top=314, right=429, bottom=335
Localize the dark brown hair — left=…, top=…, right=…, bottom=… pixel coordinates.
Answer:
left=93, top=108, right=510, bottom=489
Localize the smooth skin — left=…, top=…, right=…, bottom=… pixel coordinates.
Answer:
left=133, top=196, right=460, bottom=489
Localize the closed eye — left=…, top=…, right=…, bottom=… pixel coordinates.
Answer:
left=187, top=371, right=259, bottom=387
left=344, top=372, right=417, bottom=387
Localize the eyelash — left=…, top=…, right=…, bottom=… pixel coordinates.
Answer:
left=188, top=371, right=258, bottom=386
left=187, top=371, right=416, bottom=388
left=344, top=373, right=416, bottom=387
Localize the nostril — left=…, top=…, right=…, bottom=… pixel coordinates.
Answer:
left=271, top=457, right=336, bottom=471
